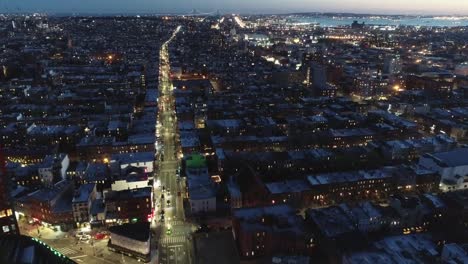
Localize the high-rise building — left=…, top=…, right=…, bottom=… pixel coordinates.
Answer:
left=311, top=62, right=327, bottom=89
left=384, top=55, right=402, bottom=75
left=0, top=146, right=19, bottom=235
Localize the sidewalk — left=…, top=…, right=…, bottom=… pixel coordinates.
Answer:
left=18, top=219, right=67, bottom=240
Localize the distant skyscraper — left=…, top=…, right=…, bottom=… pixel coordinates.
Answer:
left=230, top=28, right=237, bottom=37
left=351, top=20, right=365, bottom=29
left=384, top=55, right=402, bottom=75
left=305, top=66, right=311, bottom=86
left=67, top=35, right=73, bottom=49
left=0, top=147, right=19, bottom=235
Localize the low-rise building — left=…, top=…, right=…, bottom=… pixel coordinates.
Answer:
left=233, top=204, right=313, bottom=259
left=186, top=169, right=216, bottom=214
left=307, top=169, right=395, bottom=205
left=419, top=148, right=468, bottom=191
left=38, top=154, right=69, bottom=187
left=185, top=154, right=217, bottom=214
left=111, top=167, right=150, bottom=191
left=342, top=234, right=439, bottom=264
left=104, top=187, right=153, bottom=224
left=108, top=222, right=151, bottom=262
left=72, top=183, right=97, bottom=226
left=111, top=152, right=155, bottom=173
left=15, top=180, right=74, bottom=230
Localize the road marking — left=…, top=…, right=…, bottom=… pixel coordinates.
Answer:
left=168, top=245, right=183, bottom=248
left=70, top=255, right=87, bottom=259
left=160, top=235, right=186, bottom=245
left=57, top=247, right=78, bottom=255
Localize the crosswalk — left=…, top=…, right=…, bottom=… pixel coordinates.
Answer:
left=56, top=247, right=78, bottom=255
left=160, top=235, right=186, bottom=245
left=168, top=220, right=184, bottom=226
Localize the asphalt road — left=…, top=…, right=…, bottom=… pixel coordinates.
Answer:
left=156, top=26, right=194, bottom=264
left=17, top=219, right=150, bottom=264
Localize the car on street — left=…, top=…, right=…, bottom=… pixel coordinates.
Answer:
left=79, top=235, right=90, bottom=243
left=95, top=233, right=105, bottom=240
left=75, top=231, right=87, bottom=238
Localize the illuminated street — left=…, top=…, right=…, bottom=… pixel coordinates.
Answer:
left=155, top=25, right=194, bottom=264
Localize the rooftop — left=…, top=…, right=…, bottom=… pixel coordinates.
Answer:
left=186, top=154, right=207, bottom=169
left=108, top=222, right=150, bottom=242
left=307, top=169, right=392, bottom=186
left=266, top=179, right=311, bottom=195
left=233, top=205, right=305, bottom=235
left=111, top=152, right=154, bottom=164
left=72, top=183, right=95, bottom=203
left=306, top=205, right=357, bottom=238
left=193, top=231, right=240, bottom=264
left=426, top=148, right=468, bottom=167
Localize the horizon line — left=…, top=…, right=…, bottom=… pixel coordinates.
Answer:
left=1, top=11, right=468, bottom=17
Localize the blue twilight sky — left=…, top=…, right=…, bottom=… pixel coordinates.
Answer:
left=0, top=0, right=467, bottom=15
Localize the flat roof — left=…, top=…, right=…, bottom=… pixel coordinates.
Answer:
left=428, top=148, right=468, bottom=167
left=72, top=183, right=95, bottom=203
left=108, top=222, right=150, bottom=242
left=193, top=231, right=240, bottom=264
left=266, top=179, right=311, bottom=194
left=186, top=154, right=206, bottom=169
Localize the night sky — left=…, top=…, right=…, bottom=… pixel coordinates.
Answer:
left=0, top=0, right=467, bottom=14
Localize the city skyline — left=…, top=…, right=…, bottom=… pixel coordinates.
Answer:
left=1, top=0, right=468, bottom=15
